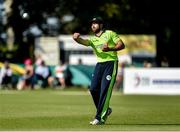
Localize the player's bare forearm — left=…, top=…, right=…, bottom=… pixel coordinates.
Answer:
left=102, top=39, right=125, bottom=52
left=73, top=33, right=89, bottom=46
left=75, top=38, right=89, bottom=46
left=112, top=39, right=125, bottom=51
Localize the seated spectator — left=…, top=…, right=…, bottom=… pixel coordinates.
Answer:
left=143, top=60, right=152, bottom=68
left=17, top=58, right=34, bottom=90
left=35, top=54, right=44, bottom=66
left=0, top=61, right=13, bottom=89
left=161, top=56, right=169, bottom=67
left=48, top=61, right=68, bottom=88
left=34, top=60, right=51, bottom=88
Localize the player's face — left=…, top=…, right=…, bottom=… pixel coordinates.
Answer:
left=91, top=23, right=101, bottom=33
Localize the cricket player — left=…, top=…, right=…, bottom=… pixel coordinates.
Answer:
left=73, top=17, right=125, bottom=125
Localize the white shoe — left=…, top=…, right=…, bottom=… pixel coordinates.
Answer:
left=89, top=119, right=104, bottom=125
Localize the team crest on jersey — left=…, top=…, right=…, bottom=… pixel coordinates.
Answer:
left=106, top=75, right=111, bottom=81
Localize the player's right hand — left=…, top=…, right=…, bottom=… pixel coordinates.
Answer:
left=102, top=43, right=110, bottom=52
left=73, top=33, right=80, bottom=40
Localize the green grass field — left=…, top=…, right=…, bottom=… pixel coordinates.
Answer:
left=1, top=88, right=180, bottom=131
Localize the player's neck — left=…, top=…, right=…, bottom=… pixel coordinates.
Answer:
left=95, top=30, right=104, bottom=37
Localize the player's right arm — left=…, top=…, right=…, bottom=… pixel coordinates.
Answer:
left=73, top=33, right=90, bottom=46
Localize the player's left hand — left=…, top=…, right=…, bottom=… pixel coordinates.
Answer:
left=102, top=43, right=110, bottom=52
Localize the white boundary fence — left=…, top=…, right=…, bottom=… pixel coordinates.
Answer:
left=124, top=68, right=180, bottom=95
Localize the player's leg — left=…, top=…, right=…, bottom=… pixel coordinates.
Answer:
left=95, top=61, right=118, bottom=123
left=89, top=63, right=102, bottom=109
left=89, top=63, right=104, bottom=125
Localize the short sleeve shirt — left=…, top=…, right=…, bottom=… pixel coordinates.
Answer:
left=88, top=30, right=120, bottom=62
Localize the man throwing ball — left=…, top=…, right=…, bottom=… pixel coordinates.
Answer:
left=73, top=17, right=125, bottom=125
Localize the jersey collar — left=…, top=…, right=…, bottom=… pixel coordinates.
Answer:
left=95, top=30, right=105, bottom=37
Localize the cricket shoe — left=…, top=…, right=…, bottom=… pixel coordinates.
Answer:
left=103, top=107, right=112, bottom=122
left=107, top=107, right=112, bottom=116
left=89, top=119, right=104, bottom=125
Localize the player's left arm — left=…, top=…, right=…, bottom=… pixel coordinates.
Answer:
left=102, top=40, right=125, bottom=52
left=102, top=31, right=125, bottom=52
left=111, top=39, right=125, bottom=51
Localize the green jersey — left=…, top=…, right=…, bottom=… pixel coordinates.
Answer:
left=88, top=30, right=120, bottom=62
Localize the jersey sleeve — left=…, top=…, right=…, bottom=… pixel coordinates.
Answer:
left=87, top=37, right=93, bottom=46
left=111, top=31, right=121, bottom=44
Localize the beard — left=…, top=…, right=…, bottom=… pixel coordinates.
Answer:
left=92, top=27, right=101, bottom=34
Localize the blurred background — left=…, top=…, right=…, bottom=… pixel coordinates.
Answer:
left=0, top=0, right=180, bottom=91
left=1, top=1, right=180, bottom=130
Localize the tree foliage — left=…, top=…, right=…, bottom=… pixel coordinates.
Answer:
left=6, top=0, right=180, bottom=66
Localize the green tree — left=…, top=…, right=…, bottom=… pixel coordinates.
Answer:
left=6, top=0, right=180, bottom=66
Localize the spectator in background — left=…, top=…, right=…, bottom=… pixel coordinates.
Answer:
left=143, top=60, right=152, bottom=68
left=34, top=60, right=51, bottom=88
left=0, top=61, right=12, bottom=89
left=161, top=56, right=169, bottom=67
left=17, top=58, right=34, bottom=90
left=48, top=61, right=67, bottom=88
left=78, top=58, right=83, bottom=65
left=35, top=54, right=44, bottom=66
